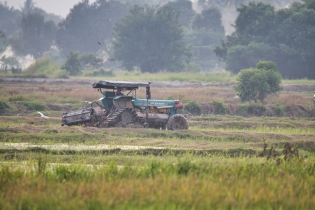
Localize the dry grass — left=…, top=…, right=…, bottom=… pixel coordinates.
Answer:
left=267, top=93, right=313, bottom=107
left=1, top=158, right=315, bottom=209
left=1, top=79, right=314, bottom=119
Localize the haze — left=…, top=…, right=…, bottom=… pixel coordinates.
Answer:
left=0, top=0, right=96, bottom=17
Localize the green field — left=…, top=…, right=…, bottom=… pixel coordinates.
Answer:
left=0, top=78, right=315, bottom=209
left=1, top=119, right=314, bottom=209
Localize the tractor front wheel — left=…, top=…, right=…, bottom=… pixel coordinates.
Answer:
left=167, top=114, right=188, bottom=130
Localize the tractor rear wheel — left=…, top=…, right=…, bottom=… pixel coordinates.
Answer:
left=167, top=114, right=188, bottom=130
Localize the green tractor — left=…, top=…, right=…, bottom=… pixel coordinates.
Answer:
left=61, top=80, right=188, bottom=130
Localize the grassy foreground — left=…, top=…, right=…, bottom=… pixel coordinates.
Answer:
left=1, top=157, right=315, bottom=210
left=1, top=114, right=315, bottom=209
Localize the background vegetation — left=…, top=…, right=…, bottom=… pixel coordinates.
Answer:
left=214, top=0, right=315, bottom=79
left=235, top=61, right=282, bottom=102
left=1, top=0, right=314, bottom=78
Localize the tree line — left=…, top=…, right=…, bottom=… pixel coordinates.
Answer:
left=0, top=0, right=225, bottom=74
left=0, top=0, right=314, bottom=79
left=215, top=0, right=315, bottom=79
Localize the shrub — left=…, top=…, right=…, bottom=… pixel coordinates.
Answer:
left=24, top=57, right=65, bottom=78
left=62, top=51, right=82, bottom=76
left=79, top=53, right=103, bottom=68
left=1, top=55, right=19, bottom=68
left=184, top=101, right=202, bottom=115
left=15, top=101, right=46, bottom=111
left=275, top=103, right=285, bottom=116
left=87, top=68, right=115, bottom=77
left=165, top=95, right=175, bottom=100
left=211, top=101, right=228, bottom=114
left=256, top=61, right=277, bottom=71
left=0, top=100, right=9, bottom=112
left=236, top=102, right=268, bottom=116
left=178, top=94, right=190, bottom=104
left=247, top=102, right=267, bottom=116
left=235, top=61, right=282, bottom=102
left=9, top=96, right=26, bottom=102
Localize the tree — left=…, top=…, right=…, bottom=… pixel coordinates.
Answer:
left=225, top=42, right=275, bottom=74
left=62, top=51, right=82, bottom=76
left=21, top=0, right=35, bottom=15
left=192, top=7, right=225, bottom=33
left=0, top=2, right=20, bottom=37
left=0, top=30, right=7, bottom=53
left=186, top=7, right=225, bottom=70
left=111, top=5, right=191, bottom=73
left=56, top=0, right=128, bottom=56
left=214, top=0, right=315, bottom=79
left=185, top=29, right=224, bottom=70
left=165, top=0, right=195, bottom=28
left=10, top=13, right=57, bottom=58
left=234, top=2, right=276, bottom=40
left=1, top=55, right=20, bottom=69
left=235, top=61, right=282, bottom=102
left=79, top=53, right=103, bottom=68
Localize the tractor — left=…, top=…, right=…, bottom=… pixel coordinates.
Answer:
left=61, top=80, right=188, bottom=130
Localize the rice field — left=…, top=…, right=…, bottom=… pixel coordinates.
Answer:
left=0, top=78, right=315, bottom=209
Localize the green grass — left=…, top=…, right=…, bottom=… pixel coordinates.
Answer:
left=191, top=125, right=315, bottom=135
left=0, top=157, right=315, bottom=209
left=282, top=78, right=315, bottom=85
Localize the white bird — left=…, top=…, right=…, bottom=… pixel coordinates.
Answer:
left=37, top=111, right=49, bottom=119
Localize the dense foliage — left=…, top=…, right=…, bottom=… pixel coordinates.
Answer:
left=0, top=2, right=20, bottom=37
left=214, top=0, right=315, bottom=79
left=0, top=0, right=313, bottom=77
left=56, top=0, right=128, bottom=56
left=0, top=0, right=61, bottom=57
left=165, top=0, right=195, bottom=27
left=61, top=51, right=82, bottom=76
left=235, top=61, right=282, bottom=102
left=10, top=13, right=57, bottom=58
left=0, top=3, right=20, bottom=53
left=0, top=56, right=20, bottom=69
left=62, top=51, right=103, bottom=75
left=111, top=5, right=191, bottom=73
left=187, top=7, right=225, bottom=70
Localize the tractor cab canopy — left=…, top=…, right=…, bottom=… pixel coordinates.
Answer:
left=92, top=80, right=151, bottom=99
left=92, top=80, right=150, bottom=90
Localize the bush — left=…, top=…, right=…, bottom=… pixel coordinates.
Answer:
left=235, top=61, right=282, bottom=102
left=79, top=53, right=103, bottom=68
left=24, top=57, right=65, bottom=78
left=211, top=101, right=228, bottom=114
left=275, top=103, right=285, bottom=116
left=236, top=102, right=268, bottom=116
left=15, top=101, right=46, bottom=111
left=165, top=95, right=175, bottom=100
left=0, top=100, right=9, bottom=112
left=62, top=51, right=82, bottom=76
left=247, top=102, right=267, bottom=116
left=184, top=101, right=202, bottom=115
left=86, top=68, right=115, bottom=77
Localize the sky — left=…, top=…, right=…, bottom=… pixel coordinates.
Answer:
left=1, top=0, right=96, bottom=17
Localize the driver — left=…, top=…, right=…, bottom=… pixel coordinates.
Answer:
left=115, top=88, right=123, bottom=96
